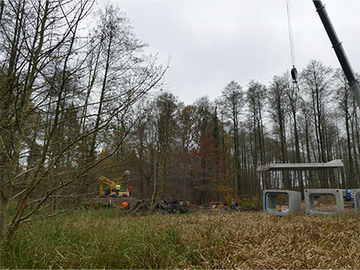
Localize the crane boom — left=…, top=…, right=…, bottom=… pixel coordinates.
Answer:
left=312, top=0, right=360, bottom=108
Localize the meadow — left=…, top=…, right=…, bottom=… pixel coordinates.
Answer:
left=1, top=208, right=360, bottom=269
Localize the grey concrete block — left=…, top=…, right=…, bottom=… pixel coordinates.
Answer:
left=304, top=189, right=345, bottom=215
left=352, top=189, right=360, bottom=214
left=263, top=190, right=301, bottom=216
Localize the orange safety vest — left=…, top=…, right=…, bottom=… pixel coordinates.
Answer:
left=121, top=201, right=129, bottom=209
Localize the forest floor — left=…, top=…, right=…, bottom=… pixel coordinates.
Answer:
left=1, top=208, right=360, bottom=269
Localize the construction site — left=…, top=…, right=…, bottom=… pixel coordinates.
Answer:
left=2, top=0, right=360, bottom=268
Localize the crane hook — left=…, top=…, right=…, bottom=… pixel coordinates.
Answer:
left=291, top=65, right=298, bottom=83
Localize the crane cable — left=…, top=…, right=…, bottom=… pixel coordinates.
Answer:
left=286, top=0, right=298, bottom=85
left=286, top=0, right=295, bottom=67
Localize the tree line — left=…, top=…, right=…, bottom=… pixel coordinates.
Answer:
left=124, top=61, right=359, bottom=207
left=0, top=0, right=359, bottom=244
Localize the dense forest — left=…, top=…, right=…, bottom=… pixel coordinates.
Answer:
left=1, top=0, right=359, bottom=243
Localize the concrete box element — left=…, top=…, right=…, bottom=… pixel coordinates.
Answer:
left=352, top=189, right=360, bottom=214
left=304, top=189, right=345, bottom=215
left=263, top=190, right=301, bottom=215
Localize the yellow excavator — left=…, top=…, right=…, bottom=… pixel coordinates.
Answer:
left=98, top=175, right=129, bottom=197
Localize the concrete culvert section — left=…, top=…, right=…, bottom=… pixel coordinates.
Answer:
left=263, top=190, right=301, bottom=216
left=351, top=189, right=360, bottom=214
left=304, top=189, right=345, bottom=215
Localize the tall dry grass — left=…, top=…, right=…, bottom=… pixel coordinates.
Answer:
left=183, top=212, right=360, bottom=269
left=1, top=209, right=360, bottom=269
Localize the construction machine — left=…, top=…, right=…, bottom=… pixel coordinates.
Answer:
left=98, top=175, right=129, bottom=197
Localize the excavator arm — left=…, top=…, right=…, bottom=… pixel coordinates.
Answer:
left=98, top=175, right=116, bottom=197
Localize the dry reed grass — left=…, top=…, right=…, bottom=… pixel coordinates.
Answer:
left=161, top=212, right=360, bottom=269
left=3, top=210, right=360, bottom=269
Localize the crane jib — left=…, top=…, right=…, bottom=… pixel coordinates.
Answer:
left=312, top=0, right=360, bottom=108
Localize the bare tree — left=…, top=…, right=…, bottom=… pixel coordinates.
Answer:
left=150, top=92, right=178, bottom=203
left=246, top=80, right=267, bottom=196
left=0, top=1, right=166, bottom=244
left=334, top=69, right=358, bottom=188
left=286, top=73, right=304, bottom=190
left=220, top=81, right=244, bottom=198
left=0, top=0, right=95, bottom=244
left=301, top=60, right=334, bottom=188
left=268, top=75, right=290, bottom=188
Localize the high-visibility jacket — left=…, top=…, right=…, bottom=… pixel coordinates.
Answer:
left=121, top=201, right=129, bottom=209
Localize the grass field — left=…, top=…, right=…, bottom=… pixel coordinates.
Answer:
left=1, top=208, right=360, bottom=269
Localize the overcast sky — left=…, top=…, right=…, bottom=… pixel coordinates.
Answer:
left=97, top=0, right=360, bottom=105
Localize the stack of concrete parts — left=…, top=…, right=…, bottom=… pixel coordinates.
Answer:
left=260, top=160, right=347, bottom=215
left=263, top=188, right=356, bottom=215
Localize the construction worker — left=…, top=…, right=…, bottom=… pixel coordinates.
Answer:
left=231, top=199, right=236, bottom=210
left=121, top=201, right=129, bottom=210
left=128, top=186, right=133, bottom=197
left=115, top=184, right=121, bottom=195
left=235, top=201, right=240, bottom=211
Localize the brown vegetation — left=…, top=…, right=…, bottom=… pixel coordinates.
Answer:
left=185, top=212, right=360, bottom=269
left=3, top=210, right=360, bottom=269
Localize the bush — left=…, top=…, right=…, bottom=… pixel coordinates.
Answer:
left=239, top=195, right=262, bottom=210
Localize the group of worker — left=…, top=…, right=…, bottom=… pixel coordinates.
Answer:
left=115, top=184, right=133, bottom=197
left=110, top=184, right=133, bottom=210
left=230, top=199, right=240, bottom=211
